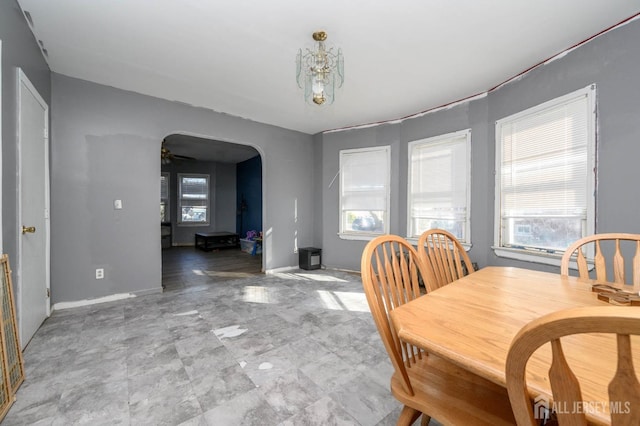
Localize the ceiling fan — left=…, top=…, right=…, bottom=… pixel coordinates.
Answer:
left=161, top=139, right=196, bottom=164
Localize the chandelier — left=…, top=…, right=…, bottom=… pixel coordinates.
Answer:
left=296, top=31, right=344, bottom=105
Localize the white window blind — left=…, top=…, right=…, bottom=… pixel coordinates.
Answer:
left=339, top=146, right=390, bottom=236
left=160, top=172, right=169, bottom=222
left=178, top=174, right=209, bottom=225
left=408, top=130, right=470, bottom=242
left=495, top=85, right=596, bottom=256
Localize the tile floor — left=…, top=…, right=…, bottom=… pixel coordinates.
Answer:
left=3, top=248, right=433, bottom=425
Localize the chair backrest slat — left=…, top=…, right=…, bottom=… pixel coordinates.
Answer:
left=613, top=240, right=625, bottom=284
left=548, top=339, right=587, bottom=426
left=608, top=334, right=640, bottom=426
left=361, top=235, right=436, bottom=396
left=561, top=233, right=640, bottom=285
left=506, top=306, right=640, bottom=426
left=417, top=229, right=475, bottom=292
left=576, top=248, right=589, bottom=280
left=594, top=241, right=607, bottom=282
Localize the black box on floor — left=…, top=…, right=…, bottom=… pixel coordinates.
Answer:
left=299, top=247, right=322, bottom=270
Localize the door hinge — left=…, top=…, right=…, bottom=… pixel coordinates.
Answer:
left=43, top=127, right=48, bottom=138
left=46, top=288, right=50, bottom=298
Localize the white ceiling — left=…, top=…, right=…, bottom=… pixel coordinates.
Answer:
left=16, top=0, right=640, bottom=136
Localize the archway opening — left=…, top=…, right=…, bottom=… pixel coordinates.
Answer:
left=159, top=133, right=264, bottom=291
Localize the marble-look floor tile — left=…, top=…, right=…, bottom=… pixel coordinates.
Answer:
left=274, top=308, right=323, bottom=336
left=62, top=357, right=128, bottom=389
left=7, top=249, right=409, bottom=426
left=174, top=331, right=224, bottom=359
left=124, top=304, right=164, bottom=323
left=202, top=388, right=283, bottom=426
left=240, top=335, right=334, bottom=389
left=127, top=361, right=191, bottom=405
left=217, top=313, right=306, bottom=359
left=256, top=368, right=324, bottom=418
left=58, top=379, right=129, bottom=425
left=128, top=369, right=203, bottom=426
left=198, top=366, right=257, bottom=411
left=124, top=318, right=174, bottom=347
left=356, top=358, right=395, bottom=390
left=126, top=341, right=184, bottom=378
left=23, top=348, right=80, bottom=384
left=177, top=414, right=210, bottom=426
left=2, top=400, right=62, bottom=426
left=129, top=394, right=203, bottom=426
left=168, top=317, right=216, bottom=342
left=375, top=406, right=404, bottom=426
left=278, top=395, right=360, bottom=426
left=198, top=303, right=245, bottom=330
left=312, top=322, right=388, bottom=369
left=330, top=372, right=400, bottom=426
left=299, top=352, right=361, bottom=393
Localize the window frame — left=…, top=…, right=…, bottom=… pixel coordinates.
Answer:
left=160, top=172, right=170, bottom=223
left=338, top=145, right=391, bottom=240
left=177, top=173, right=210, bottom=226
left=406, top=129, right=471, bottom=246
left=493, top=85, right=597, bottom=266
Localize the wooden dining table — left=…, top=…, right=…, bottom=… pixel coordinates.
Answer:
left=389, top=266, right=640, bottom=425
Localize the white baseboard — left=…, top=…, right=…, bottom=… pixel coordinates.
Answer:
left=53, top=286, right=162, bottom=311
left=265, top=265, right=298, bottom=274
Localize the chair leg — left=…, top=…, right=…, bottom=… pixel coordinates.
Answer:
left=397, top=405, right=422, bottom=426
left=420, top=414, right=431, bottom=426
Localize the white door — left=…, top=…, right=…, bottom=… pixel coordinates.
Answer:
left=17, top=69, right=50, bottom=349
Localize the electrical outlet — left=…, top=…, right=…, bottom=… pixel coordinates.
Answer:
left=96, top=268, right=104, bottom=279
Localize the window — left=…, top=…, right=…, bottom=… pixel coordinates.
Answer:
left=339, top=146, right=390, bottom=238
left=494, top=85, right=596, bottom=264
left=178, top=173, right=210, bottom=225
left=160, top=172, right=169, bottom=222
left=407, top=129, right=471, bottom=243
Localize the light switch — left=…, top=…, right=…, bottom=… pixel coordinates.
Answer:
left=114, top=199, right=123, bottom=210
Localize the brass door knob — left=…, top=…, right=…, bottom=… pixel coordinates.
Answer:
left=22, top=226, right=36, bottom=234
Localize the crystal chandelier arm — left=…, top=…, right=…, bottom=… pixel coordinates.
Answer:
left=296, top=49, right=303, bottom=88
left=336, top=49, right=344, bottom=87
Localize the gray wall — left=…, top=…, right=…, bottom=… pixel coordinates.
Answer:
left=319, top=18, right=640, bottom=273
left=0, top=1, right=51, bottom=298
left=311, top=133, right=323, bottom=250
left=7, top=0, right=640, bottom=304
left=321, top=123, right=401, bottom=270
left=161, top=160, right=237, bottom=245
left=51, top=73, right=315, bottom=304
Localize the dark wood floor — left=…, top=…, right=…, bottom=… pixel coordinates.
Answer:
left=162, top=246, right=263, bottom=291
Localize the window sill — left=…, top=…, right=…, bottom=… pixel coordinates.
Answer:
left=406, top=237, right=472, bottom=251
left=493, top=246, right=563, bottom=267
left=493, top=246, right=593, bottom=271
left=338, top=232, right=382, bottom=241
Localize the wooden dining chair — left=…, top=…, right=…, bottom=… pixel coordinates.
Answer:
left=560, top=233, right=640, bottom=285
left=506, top=306, right=640, bottom=426
left=417, top=229, right=475, bottom=292
left=361, top=234, right=515, bottom=426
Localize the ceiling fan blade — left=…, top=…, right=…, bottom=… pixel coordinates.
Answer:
left=173, top=154, right=196, bottom=160
left=161, top=139, right=197, bottom=162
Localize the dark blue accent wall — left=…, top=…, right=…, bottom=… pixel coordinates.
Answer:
left=236, top=155, right=263, bottom=238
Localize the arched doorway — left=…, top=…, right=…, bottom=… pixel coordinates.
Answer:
left=160, top=134, right=264, bottom=291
